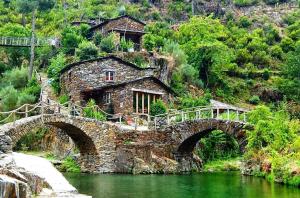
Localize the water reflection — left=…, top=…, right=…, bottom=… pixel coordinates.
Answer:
left=64, top=172, right=300, bottom=198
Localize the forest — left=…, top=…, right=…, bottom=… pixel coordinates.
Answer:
left=0, top=0, right=299, bottom=186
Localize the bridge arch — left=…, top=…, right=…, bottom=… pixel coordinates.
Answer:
left=166, top=119, right=247, bottom=171
left=0, top=114, right=117, bottom=172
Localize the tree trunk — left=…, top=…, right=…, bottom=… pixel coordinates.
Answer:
left=62, top=0, right=67, bottom=25
left=28, top=9, right=37, bottom=80
left=21, top=13, right=26, bottom=27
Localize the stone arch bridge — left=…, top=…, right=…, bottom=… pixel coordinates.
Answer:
left=0, top=102, right=250, bottom=173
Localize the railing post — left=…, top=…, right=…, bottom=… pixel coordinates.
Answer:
left=236, top=110, right=239, bottom=121
left=41, top=101, right=44, bottom=122
left=227, top=109, right=230, bottom=120
left=216, top=108, right=219, bottom=119
left=181, top=111, right=184, bottom=122
left=154, top=116, right=157, bottom=130
left=25, top=104, right=28, bottom=118
left=243, top=112, right=246, bottom=122
left=134, top=117, right=138, bottom=130
left=167, top=114, right=170, bottom=125
left=119, top=114, right=122, bottom=124
left=211, top=108, right=214, bottom=119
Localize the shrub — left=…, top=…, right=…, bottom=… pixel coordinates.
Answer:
left=59, top=94, right=69, bottom=104
left=17, top=92, right=35, bottom=107
left=83, top=99, right=106, bottom=121
left=238, top=16, right=252, bottom=28
left=0, top=86, right=18, bottom=111
left=269, top=45, right=283, bottom=59
left=234, top=0, right=258, bottom=7
left=2, top=67, right=28, bottom=89
left=100, top=33, right=116, bottom=53
left=61, top=26, right=83, bottom=55
left=262, top=69, right=270, bottom=80
left=76, top=41, right=98, bottom=61
left=59, top=156, right=81, bottom=173
left=93, top=32, right=103, bottom=46
left=150, top=99, right=167, bottom=116
left=249, top=95, right=260, bottom=104
left=280, top=37, right=294, bottom=52
left=47, top=53, right=66, bottom=94
left=24, top=76, right=41, bottom=99
left=120, top=37, right=134, bottom=52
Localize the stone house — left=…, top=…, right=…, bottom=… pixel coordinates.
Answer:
left=89, top=15, right=146, bottom=51
left=60, top=55, right=174, bottom=115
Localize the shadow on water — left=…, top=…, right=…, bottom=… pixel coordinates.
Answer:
left=64, top=172, right=300, bottom=198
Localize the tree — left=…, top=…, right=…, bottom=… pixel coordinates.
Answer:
left=16, top=0, right=55, bottom=80
left=76, top=41, right=98, bottom=61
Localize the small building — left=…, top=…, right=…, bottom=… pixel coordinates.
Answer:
left=60, top=55, right=173, bottom=115
left=89, top=15, right=146, bottom=51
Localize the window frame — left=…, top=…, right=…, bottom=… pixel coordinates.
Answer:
left=103, top=92, right=112, bottom=104
left=105, top=71, right=115, bottom=82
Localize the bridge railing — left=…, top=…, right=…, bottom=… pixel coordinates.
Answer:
left=149, top=106, right=248, bottom=130
left=0, top=36, right=57, bottom=47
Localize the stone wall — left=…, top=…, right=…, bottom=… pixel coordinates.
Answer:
left=98, top=77, right=172, bottom=115
left=60, top=57, right=154, bottom=102
left=0, top=114, right=248, bottom=174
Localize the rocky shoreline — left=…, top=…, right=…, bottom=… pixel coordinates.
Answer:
left=0, top=152, right=90, bottom=198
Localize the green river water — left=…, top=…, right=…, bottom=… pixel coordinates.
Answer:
left=64, top=172, right=300, bottom=198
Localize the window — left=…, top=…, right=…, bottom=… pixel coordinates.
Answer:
left=105, top=71, right=115, bottom=81
left=103, top=92, right=112, bottom=104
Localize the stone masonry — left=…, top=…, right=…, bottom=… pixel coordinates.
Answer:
left=0, top=115, right=248, bottom=174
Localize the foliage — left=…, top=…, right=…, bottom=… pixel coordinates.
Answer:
left=47, top=53, right=66, bottom=94
left=177, top=93, right=212, bottom=109
left=150, top=99, right=167, bottom=116
left=249, top=95, right=260, bottom=104
left=61, top=26, right=83, bottom=55
left=59, top=94, right=69, bottom=104
left=234, top=0, right=258, bottom=7
left=120, top=37, right=134, bottom=52
left=100, top=33, right=116, bottom=53
left=59, top=156, right=81, bottom=173
left=76, top=41, right=98, bottom=61
left=83, top=99, right=106, bottom=121
left=197, top=130, right=240, bottom=162
left=14, top=128, right=48, bottom=151
left=245, top=105, right=300, bottom=186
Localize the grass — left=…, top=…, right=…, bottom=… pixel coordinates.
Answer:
left=203, top=157, right=242, bottom=172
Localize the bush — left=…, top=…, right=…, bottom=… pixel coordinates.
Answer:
left=0, top=86, right=18, bottom=111
left=47, top=53, right=66, bottom=94
left=83, top=99, right=106, bottom=121
left=59, top=94, right=69, bottom=104
left=2, top=67, right=28, bottom=89
left=76, top=41, right=98, bottom=61
left=120, top=37, right=134, bottom=52
left=238, top=16, right=252, bottom=28
left=269, top=45, right=283, bottom=59
left=61, top=26, right=83, bottom=55
left=100, top=33, right=116, bottom=53
left=150, top=99, right=167, bottom=116
left=59, top=156, right=81, bottom=173
left=249, top=95, right=260, bottom=104
left=234, top=0, right=258, bottom=7
left=17, top=92, right=35, bottom=107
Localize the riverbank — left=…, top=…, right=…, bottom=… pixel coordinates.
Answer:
left=202, top=158, right=242, bottom=172
left=0, top=152, right=90, bottom=197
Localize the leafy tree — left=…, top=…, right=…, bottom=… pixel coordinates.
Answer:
left=47, top=53, right=66, bottom=94
left=76, top=41, right=98, bottom=61
left=100, top=33, right=116, bottom=53
left=15, top=0, right=55, bottom=79
left=0, top=23, right=30, bottom=67
left=61, top=26, right=83, bottom=55
left=150, top=99, right=167, bottom=116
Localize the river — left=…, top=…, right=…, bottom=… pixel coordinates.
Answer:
left=64, top=172, right=300, bottom=198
